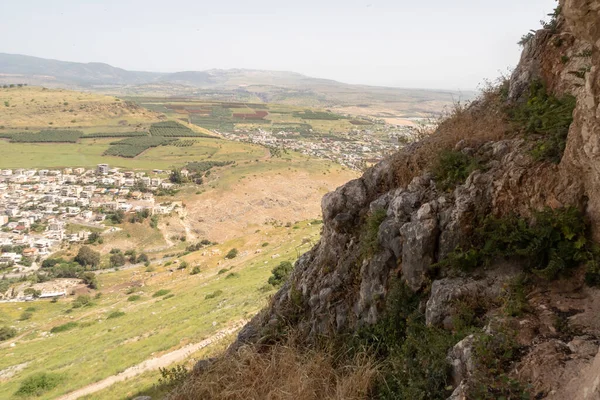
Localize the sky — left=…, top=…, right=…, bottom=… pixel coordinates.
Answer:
left=0, top=0, right=557, bottom=90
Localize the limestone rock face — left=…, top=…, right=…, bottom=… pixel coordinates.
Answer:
left=425, top=262, right=519, bottom=329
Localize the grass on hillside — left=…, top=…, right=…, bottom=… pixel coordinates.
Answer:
left=0, top=222, right=319, bottom=400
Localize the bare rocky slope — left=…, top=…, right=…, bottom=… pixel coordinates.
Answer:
left=187, top=1, right=600, bottom=398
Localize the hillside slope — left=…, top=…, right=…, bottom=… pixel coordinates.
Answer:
left=0, top=86, right=160, bottom=131
left=174, top=1, right=600, bottom=399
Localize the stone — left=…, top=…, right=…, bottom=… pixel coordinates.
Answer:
left=399, top=218, right=438, bottom=291
left=447, top=335, right=476, bottom=388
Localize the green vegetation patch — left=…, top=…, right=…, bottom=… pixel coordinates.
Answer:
left=204, top=290, right=223, bottom=300
left=150, top=121, right=211, bottom=137
left=433, top=150, right=481, bottom=191
left=104, top=136, right=178, bottom=158
left=16, top=372, right=64, bottom=397
left=127, top=295, right=142, bottom=301
left=50, top=322, right=78, bottom=334
left=84, top=131, right=148, bottom=138
left=468, top=329, right=529, bottom=398
left=185, top=160, right=235, bottom=173
left=437, top=207, right=598, bottom=281
left=293, top=110, right=345, bottom=120
left=107, top=311, right=126, bottom=319
left=2, top=130, right=83, bottom=143
left=225, top=248, right=238, bottom=259
left=510, top=80, right=576, bottom=163
left=152, top=289, right=171, bottom=298
left=352, top=281, right=458, bottom=399
left=0, top=326, right=17, bottom=341
left=361, top=208, right=388, bottom=258
left=268, top=261, right=294, bottom=287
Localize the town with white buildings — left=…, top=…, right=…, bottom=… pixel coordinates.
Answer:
left=219, top=125, right=416, bottom=170
left=0, top=164, right=179, bottom=273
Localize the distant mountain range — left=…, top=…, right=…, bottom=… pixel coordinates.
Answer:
left=0, top=53, right=342, bottom=88
left=0, top=52, right=476, bottom=118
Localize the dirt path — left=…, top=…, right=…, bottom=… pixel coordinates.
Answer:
left=56, top=320, right=247, bottom=400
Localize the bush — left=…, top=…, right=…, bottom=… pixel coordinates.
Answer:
left=41, top=258, right=65, bottom=269
left=15, top=372, right=63, bottom=397
left=361, top=209, right=388, bottom=257
left=158, top=364, right=188, bottom=389
left=436, top=207, right=597, bottom=281
left=110, top=253, right=127, bottom=268
left=19, top=312, right=32, bottom=321
left=433, top=150, right=481, bottom=191
left=127, top=295, right=141, bottom=301
left=268, top=261, right=294, bottom=287
left=225, top=248, right=238, bottom=259
left=81, top=272, right=98, bottom=289
left=107, top=311, right=125, bottom=319
left=353, top=280, right=457, bottom=399
left=0, top=326, right=17, bottom=341
left=153, top=289, right=171, bottom=298
left=178, top=261, right=188, bottom=270
left=217, top=268, right=229, bottom=275
left=74, top=246, right=100, bottom=268
left=510, top=80, right=576, bottom=163
left=72, top=295, right=93, bottom=308
left=468, top=329, right=528, bottom=398
left=50, top=322, right=78, bottom=333
left=24, top=287, right=41, bottom=298
left=205, top=290, right=223, bottom=300
left=190, top=266, right=201, bottom=275
left=225, top=272, right=240, bottom=279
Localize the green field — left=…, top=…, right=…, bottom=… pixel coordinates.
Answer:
left=0, top=223, right=321, bottom=399
left=0, top=137, right=266, bottom=170
left=127, top=98, right=375, bottom=134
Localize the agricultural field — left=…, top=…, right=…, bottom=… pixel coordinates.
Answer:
left=0, top=221, right=322, bottom=399
left=103, top=137, right=179, bottom=158
left=0, top=136, right=256, bottom=170
left=127, top=98, right=378, bottom=135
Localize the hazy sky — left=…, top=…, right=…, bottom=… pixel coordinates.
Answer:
left=0, top=0, right=557, bottom=90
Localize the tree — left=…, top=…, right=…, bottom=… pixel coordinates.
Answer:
left=110, top=253, right=126, bottom=268
left=87, top=232, right=100, bottom=244
left=225, top=248, right=238, bottom=259
left=137, top=253, right=149, bottom=264
left=0, top=326, right=17, bottom=341
left=169, top=169, right=187, bottom=184
left=24, top=288, right=41, bottom=298
left=268, top=261, right=294, bottom=287
left=74, top=246, right=100, bottom=268
left=109, top=210, right=125, bottom=224
left=81, top=272, right=98, bottom=289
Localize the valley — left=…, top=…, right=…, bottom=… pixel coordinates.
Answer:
left=0, top=84, right=363, bottom=399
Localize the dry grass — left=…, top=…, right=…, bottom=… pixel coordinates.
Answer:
left=167, top=342, right=378, bottom=400
left=393, top=84, right=511, bottom=187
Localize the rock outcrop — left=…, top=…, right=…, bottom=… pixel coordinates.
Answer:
left=225, top=0, right=600, bottom=398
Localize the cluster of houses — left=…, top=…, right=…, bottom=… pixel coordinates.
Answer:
left=219, top=127, right=410, bottom=170
left=0, top=164, right=180, bottom=270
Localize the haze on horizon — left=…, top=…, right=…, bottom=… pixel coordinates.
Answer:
left=0, top=0, right=556, bottom=91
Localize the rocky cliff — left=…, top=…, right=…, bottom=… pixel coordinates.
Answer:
left=200, top=1, right=600, bottom=399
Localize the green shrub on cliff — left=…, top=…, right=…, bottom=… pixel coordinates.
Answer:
left=433, top=150, right=481, bottom=191
left=437, top=207, right=597, bottom=281
left=510, top=80, right=576, bottom=163
left=268, top=261, right=294, bottom=287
